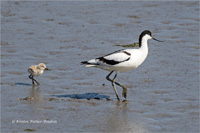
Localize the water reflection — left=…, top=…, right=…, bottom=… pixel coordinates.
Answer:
left=28, top=86, right=45, bottom=107
left=104, top=101, right=146, bottom=132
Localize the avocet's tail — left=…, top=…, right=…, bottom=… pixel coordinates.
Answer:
left=81, top=59, right=98, bottom=67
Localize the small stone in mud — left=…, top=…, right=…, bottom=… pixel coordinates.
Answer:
left=24, top=129, right=36, bottom=131
left=17, top=96, right=34, bottom=101
left=48, top=98, right=59, bottom=101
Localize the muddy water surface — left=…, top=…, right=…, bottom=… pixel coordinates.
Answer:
left=1, top=1, right=199, bottom=132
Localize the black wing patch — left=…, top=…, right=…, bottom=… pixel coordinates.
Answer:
left=97, top=56, right=130, bottom=65
left=96, top=50, right=131, bottom=65
left=122, top=51, right=131, bottom=56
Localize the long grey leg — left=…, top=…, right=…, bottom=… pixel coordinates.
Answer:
left=106, top=71, right=120, bottom=101
left=112, top=73, right=127, bottom=99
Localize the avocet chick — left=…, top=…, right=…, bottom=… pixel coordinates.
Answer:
left=28, top=63, right=50, bottom=85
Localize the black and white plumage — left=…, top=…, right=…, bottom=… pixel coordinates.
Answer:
left=81, top=49, right=131, bottom=71
left=81, top=30, right=163, bottom=101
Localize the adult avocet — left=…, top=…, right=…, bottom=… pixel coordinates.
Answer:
left=81, top=30, right=163, bottom=101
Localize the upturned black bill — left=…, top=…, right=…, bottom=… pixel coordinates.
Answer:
left=152, top=38, right=164, bottom=42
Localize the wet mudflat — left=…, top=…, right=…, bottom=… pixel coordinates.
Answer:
left=1, top=1, right=199, bottom=132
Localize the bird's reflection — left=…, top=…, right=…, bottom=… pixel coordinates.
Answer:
left=102, top=100, right=145, bottom=132
left=28, top=86, right=45, bottom=106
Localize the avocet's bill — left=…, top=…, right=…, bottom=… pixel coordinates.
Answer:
left=28, top=63, right=50, bottom=86
left=81, top=30, right=163, bottom=101
left=152, top=37, right=163, bottom=42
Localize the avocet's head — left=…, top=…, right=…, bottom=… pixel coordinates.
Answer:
left=38, top=63, right=50, bottom=71
left=139, top=30, right=163, bottom=47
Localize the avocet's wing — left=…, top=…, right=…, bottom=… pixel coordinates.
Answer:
left=81, top=49, right=131, bottom=67
left=97, top=49, right=131, bottom=65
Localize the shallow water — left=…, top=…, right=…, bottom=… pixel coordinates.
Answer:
left=1, top=1, right=199, bottom=132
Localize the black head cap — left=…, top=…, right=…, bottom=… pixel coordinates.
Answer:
left=139, top=30, right=152, bottom=47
